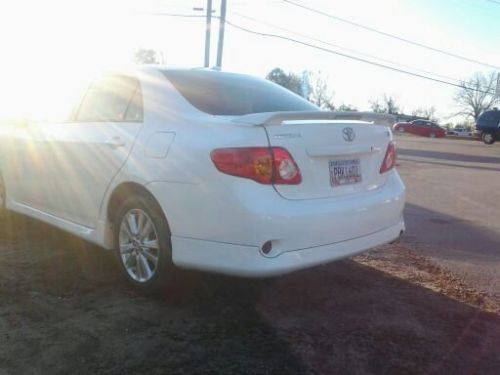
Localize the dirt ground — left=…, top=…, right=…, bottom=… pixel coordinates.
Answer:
left=1, top=211, right=500, bottom=375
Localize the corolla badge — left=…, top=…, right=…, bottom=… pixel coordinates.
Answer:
left=342, top=127, right=356, bottom=142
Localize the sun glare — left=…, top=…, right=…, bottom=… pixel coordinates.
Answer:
left=0, top=0, right=142, bottom=122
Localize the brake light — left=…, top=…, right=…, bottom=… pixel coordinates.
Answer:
left=380, top=141, right=396, bottom=174
left=210, top=147, right=301, bottom=185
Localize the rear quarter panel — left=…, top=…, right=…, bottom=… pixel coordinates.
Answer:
left=102, top=69, right=271, bottom=243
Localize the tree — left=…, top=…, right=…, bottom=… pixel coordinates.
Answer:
left=369, top=94, right=400, bottom=114
left=454, top=72, right=499, bottom=121
left=266, top=68, right=303, bottom=96
left=369, top=98, right=385, bottom=113
left=133, top=48, right=159, bottom=64
left=308, top=71, right=335, bottom=110
left=266, top=68, right=338, bottom=109
left=337, top=103, right=358, bottom=112
left=411, top=106, right=437, bottom=121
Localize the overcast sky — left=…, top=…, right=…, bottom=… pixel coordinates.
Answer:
left=0, top=0, right=499, bottom=122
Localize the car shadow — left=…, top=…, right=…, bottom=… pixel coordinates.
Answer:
left=404, top=203, right=500, bottom=261
left=1, top=214, right=500, bottom=374
left=257, top=260, right=500, bottom=374
left=402, top=202, right=500, bottom=303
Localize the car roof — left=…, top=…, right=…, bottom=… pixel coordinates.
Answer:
left=136, top=66, right=256, bottom=80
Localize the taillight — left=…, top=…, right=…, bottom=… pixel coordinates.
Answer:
left=210, top=147, right=301, bottom=185
left=380, top=141, right=396, bottom=174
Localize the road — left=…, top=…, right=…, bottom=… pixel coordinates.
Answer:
left=396, top=135, right=500, bottom=301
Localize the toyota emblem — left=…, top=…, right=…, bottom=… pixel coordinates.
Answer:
left=342, top=127, right=356, bottom=142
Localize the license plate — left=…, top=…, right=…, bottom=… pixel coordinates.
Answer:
left=329, top=159, right=362, bottom=187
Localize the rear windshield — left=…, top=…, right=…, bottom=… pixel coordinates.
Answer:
left=162, top=70, right=317, bottom=116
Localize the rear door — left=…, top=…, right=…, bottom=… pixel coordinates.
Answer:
left=42, top=74, right=143, bottom=227
left=264, top=120, right=391, bottom=200
left=410, top=120, right=423, bottom=136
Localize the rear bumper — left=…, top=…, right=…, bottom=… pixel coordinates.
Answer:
left=171, top=218, right=404, bottom=277
left=149, top=169, right=405, bottom=276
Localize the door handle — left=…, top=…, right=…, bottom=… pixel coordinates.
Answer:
left=105, top=137, right=126, bottom=149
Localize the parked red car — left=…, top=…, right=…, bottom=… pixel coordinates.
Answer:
left=393, top=119, right=446, bottom=138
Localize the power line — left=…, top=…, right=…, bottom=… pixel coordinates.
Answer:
left=134, top=11, right=496, bottom=94
left=138, top=12, right=212, bottom=18
left=283, top=0, right=500, bottom=71
left=224, top=19, right=496, bottom=94
left=486, top=0, right=500, bottom=5
left=230, top=11, right=466, bottom=85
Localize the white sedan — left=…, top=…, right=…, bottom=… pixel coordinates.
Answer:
left=0, top=67, right=405, bottom=290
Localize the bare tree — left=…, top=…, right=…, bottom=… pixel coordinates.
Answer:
left=383, top=94, right=400, bottom=114
left=133, top=48, right=159, bottom=64
left=369, top=94, right=400, bottom=114
left=308, top=72, right=335, bottom=110
left=337, top=103, right=358, bottom=112
left=412, top=106, right=437, bottom=121
left=266, top=67, right=304, bottom=96
left=454, top=72, right=499, bottom=121
left=369, top=98, right=385, bottom=113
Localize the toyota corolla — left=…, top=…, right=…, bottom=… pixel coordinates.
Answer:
left=0, top=67, right=405, bottom=290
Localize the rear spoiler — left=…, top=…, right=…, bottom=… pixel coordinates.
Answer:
left=231, top=111, right=396, bottom=126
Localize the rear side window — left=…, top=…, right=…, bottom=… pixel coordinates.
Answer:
left=76, top=75, right=143, bottom=122
left=478, top=111, right=500, bottom=126
left=162, top=70, right=317, bottom=116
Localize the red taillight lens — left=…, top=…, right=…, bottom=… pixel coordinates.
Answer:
left=210, top=147, right=301, bottom=185
left=380, top=141, right=397, bottom=174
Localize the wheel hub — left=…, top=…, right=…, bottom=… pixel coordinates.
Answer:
left=118, top=208, right=160, bottom=283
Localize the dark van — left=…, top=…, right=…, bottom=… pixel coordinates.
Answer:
left=476, top=109, right=500, bottom=145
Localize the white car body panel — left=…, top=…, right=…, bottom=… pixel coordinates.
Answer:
left=171, top=220, right=403, bottom=277
left=0, top=67, right=406, bottom=277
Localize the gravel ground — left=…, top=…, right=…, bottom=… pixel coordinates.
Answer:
left=1, top=213, right=500, bottom=374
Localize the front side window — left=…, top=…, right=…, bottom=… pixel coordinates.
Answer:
left=76, top=75, right=143, bottom=122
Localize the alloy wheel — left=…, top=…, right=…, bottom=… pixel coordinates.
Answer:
left=483, top=133, right=494, bottom=144
left=118, top=209, right=160, bottom=283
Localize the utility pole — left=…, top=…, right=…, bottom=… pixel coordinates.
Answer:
left=216, top=0, right=227, bottom=69
left=204, top=0, right=213, bottom=67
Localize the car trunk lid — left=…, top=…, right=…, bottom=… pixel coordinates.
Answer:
left=232, top=111, right=393, bottom=200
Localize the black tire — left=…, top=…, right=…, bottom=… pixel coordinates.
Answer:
left=482, top=133, right=496, bottom=145
left=113, top=194, right=175, bottom=291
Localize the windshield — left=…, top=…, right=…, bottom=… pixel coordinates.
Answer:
left=162, top=69, right=318, bottom=116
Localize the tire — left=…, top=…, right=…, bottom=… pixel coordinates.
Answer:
left=429, top=133, right=436, bottom=138
left=482, top=133, right=495, bottom=145
left=113, top=194, right=174, bottom=291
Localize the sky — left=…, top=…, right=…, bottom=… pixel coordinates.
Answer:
left=0, top=0, right=498, bottom=123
